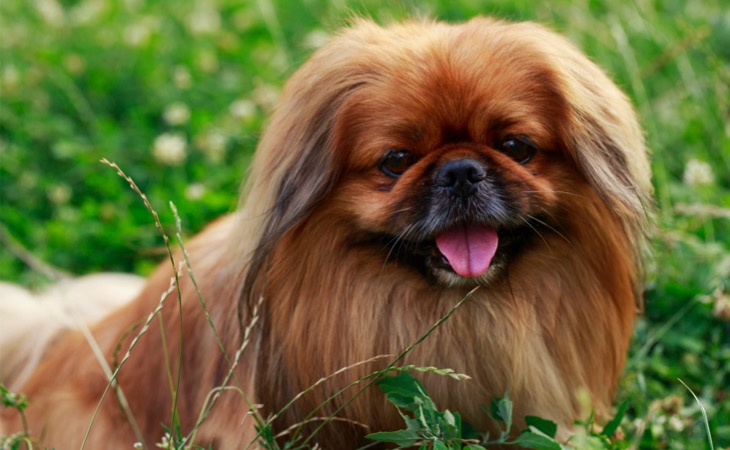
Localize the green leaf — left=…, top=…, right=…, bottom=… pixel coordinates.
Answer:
left=366, top=429, right=420, bottom=446
left=525, top=415, right=558, bottom=438
left=378, top=372, right=436, bottom=412
left=404, top=416, right=423, bottom=432
left=1, top=384, right=28, bottom=411
left=512, top=427, right=563, bottom=450
left=443, top=409, right=456, bottom=427
left=601, top=400, right=628, bottom=437
left=442, top=409, right=461, bottom=440
left=461, top=419, right=481, bottom=441
left=489, top=392, right=513, bottom=431
left=434, top=441, right=448, bottom=450
left=464, top=445, right=488, bottom=450
left=568, top=433, right=609, bottom=450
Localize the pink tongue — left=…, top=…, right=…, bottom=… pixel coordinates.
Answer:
left=435, top=225, right=499, bottom=278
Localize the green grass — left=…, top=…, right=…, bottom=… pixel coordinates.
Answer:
left=1, top=0, right=728, bottom=448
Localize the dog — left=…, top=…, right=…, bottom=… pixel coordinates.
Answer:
left=0, top=17, right=652, bottom=448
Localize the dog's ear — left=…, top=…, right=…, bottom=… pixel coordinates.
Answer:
left=517, top=22, right=654, bottom=296
left=561, top=61, right=652, bottom=231
left=236, top=30, right=371, bottom=308
left=524, top=23, right=653, bottom=233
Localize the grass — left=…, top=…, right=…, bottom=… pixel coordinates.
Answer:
left=0, top=0, right=728, bottom=448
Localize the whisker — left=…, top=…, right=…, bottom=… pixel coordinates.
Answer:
left=526, top=213, right=575, bottom=249
left=389, top=206, right=415, bottom=215
left=521, top=189, right=591, bottom=201
left=379, top=223, right=418, bottom=276
left=521, top=217, right=550, bottom=250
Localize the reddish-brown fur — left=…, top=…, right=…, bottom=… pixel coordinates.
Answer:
left=0, top=18, right=651, bottom=448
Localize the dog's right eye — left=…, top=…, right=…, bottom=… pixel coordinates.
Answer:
left=380, top=149, right=415, bottom=177
left=497, top=135, right=537, bottom=164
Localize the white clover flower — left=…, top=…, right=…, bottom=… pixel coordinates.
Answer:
left=123, top=0, right=141, bottom=11
left=152, top=133, right=187, bottom=166
left=195, top=130, right=227, bottom=163
left=187, top=6, right=221, bottom=35
left=185, top=183, right=206, bottom=200
left=124, top=19, right=157, bottom=47
left=19, top=173, right=38, bottom=189
left=132, top=443, right=144, bottom=449
left=48, top=184, right=72, bottom=204
left=668, top=415, right=685, bottom=432
left=34, top=0, right=65, bottom=27
left=155, top=432, right=172, bottom=449
left=124, top=24, right=150, bottom=46
left=163, top=102, right=191, bottom=126
left=58, top=206, right=80, bottom=222
left=232, top=9, right=255, bottom=30
left=304, top=29, right=330, bottom=49
left=229, top=98, right=256, bottom=120
left=197, top=50, right=218, bottom=73
left=69, top=0, right=106, bottom=25
left=253, top=83, right=279, bottom=111
left=712, top=290, right=730, bottom=321
left=683, top=158, right=713, bottom=186
left=2, top=65, right=20, bottom=93
left=64, top=54, right=86, bottom=75
left=173, top=66, right=192, bottom=90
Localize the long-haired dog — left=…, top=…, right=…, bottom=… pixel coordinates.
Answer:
left=0, top=17, right=651, bottom=448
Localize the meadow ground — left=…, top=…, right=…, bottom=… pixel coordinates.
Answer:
left=0, top=0, right=728, bottom=448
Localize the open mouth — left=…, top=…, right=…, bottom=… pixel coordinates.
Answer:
left=432, top=224, right=499, bottom=278
left=386, top=224, right=505, bottom=281
left=374, top=220, right=538, bottom=283
left=378, top=220, right=543, bottom=283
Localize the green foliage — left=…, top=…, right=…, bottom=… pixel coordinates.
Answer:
left=369, top=372, right=642, bottom=449
left=369, top=373, right=653, bottom=450
left=1, top=384, right=28, bottom=412
left=0, top=0, right=728, bottom=448
left=367, top=372, right=474, bottom=448
left=0, top=384, right=37, bottom=450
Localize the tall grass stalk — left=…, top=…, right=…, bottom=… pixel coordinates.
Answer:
left=95, top=161, right=265, bottom=449
left=678, top=379, right=715, bottom=450
left=167, top=201, right=265, bottom=447
left=76, top=314, right=146, bottom=445
left=242, top=355, right=394, bottom=450
left=296, top=287, right=479, bottom=448
left=181, top=296, right=264, bottom=447
left=80, top=265, right=183, bottom=450
left=241, top=289, right=476, bottom=449
left=98, top=159, right=188, bottom=439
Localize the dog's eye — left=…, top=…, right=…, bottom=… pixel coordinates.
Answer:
left=380, top=149, right=415, bottom=177
left=497, top=135, right=537, bottom=164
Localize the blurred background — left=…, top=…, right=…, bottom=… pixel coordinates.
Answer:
left=0, top=0, right=728, bottom=447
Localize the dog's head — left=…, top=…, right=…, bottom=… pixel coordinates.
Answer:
left=239, top=17, right=652, bottom=298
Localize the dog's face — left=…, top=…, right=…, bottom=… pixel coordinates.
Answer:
left=329, top=44, right=575, bottom=286
left=243, top=17, right=651, bottom=296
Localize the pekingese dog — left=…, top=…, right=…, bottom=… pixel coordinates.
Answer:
left=0, top=17, right=652, bottom=448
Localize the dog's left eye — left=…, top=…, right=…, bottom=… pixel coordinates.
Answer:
left=380, top=149, right=415, bottom=177
left=497, top=135, right=537, bottom=164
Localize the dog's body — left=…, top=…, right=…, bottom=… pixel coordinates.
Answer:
left=1, top=17, right=651, bottom=449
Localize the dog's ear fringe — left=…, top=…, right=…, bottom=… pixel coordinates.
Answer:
left=570, top=111, right=654, bottom=307
left=233, top=39, right=371, bottom=316
left=545, top=28, right=655, bottom=304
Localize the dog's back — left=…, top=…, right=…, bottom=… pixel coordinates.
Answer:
left=0, top=274, right=145, bottom=391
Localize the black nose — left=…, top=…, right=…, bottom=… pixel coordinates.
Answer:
left=435, top=158, right=486, bottom=198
